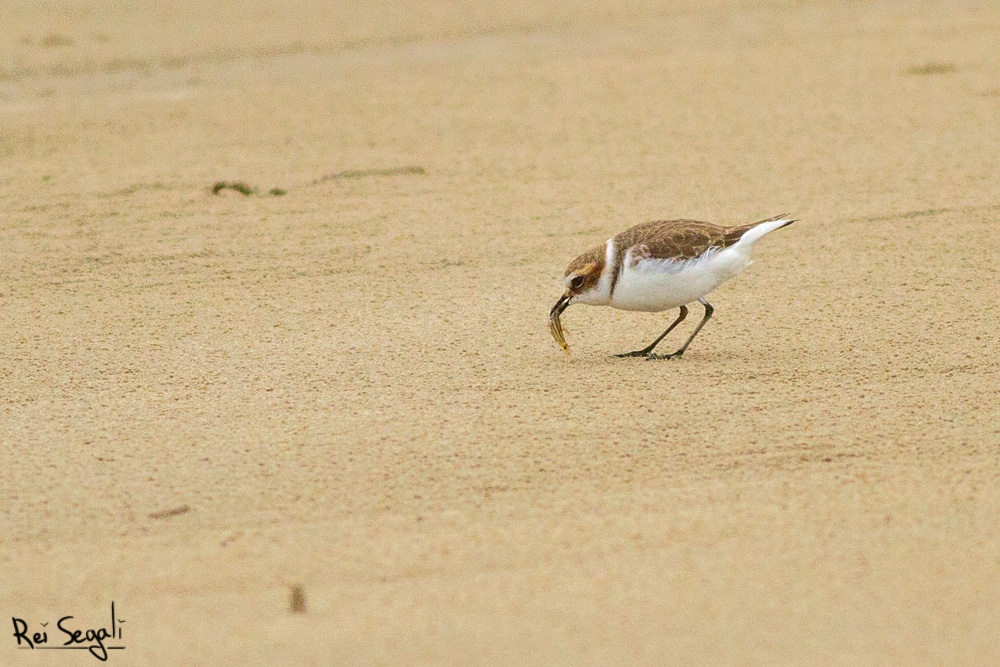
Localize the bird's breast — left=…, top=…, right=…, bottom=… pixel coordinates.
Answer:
left=609, top=247, right=748, bottom=312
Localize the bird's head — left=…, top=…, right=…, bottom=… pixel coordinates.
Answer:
left=549, top=246, right=605, bottom=351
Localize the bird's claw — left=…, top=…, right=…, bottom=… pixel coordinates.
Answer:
left=645, top=352, right=683, bottom=361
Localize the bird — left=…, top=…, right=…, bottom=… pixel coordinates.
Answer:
left=549, top=214, right=795, bottom=359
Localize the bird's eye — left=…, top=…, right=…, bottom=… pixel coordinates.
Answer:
left=570, top=275, right=585, bottom=289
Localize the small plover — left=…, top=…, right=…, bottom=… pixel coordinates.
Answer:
left=549, top=214, right=795, bottom=358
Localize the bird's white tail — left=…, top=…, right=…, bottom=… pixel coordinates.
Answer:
left=733, top=216, right=795, bottom=249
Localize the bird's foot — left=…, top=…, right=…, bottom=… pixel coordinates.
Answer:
left=645, top=351, right=683, bottom=361
left=614, top=350, right=651, bottom=358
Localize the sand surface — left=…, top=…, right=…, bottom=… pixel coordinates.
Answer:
left=3, top=0, right=1000, bottom=664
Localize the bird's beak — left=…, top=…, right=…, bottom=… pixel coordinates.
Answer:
left=548, top=292, right=572, bottom=351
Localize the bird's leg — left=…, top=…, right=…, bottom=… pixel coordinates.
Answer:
left=615, top=305, right=688, bottom=357
left=647, top=299, right=713, bottom=360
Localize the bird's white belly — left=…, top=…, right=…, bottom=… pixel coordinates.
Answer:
left=610, top=247, right=749, bottom=312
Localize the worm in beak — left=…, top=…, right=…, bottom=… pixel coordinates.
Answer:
left=549, top=294, right=571, bottom=352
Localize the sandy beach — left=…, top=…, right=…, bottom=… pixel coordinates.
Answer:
left=3, top=0, right=1000, bottom=664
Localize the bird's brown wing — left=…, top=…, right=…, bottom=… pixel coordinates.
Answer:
left=612, top=219, right=729, bottom=263
left=614, top=214, right=791, bottom=263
